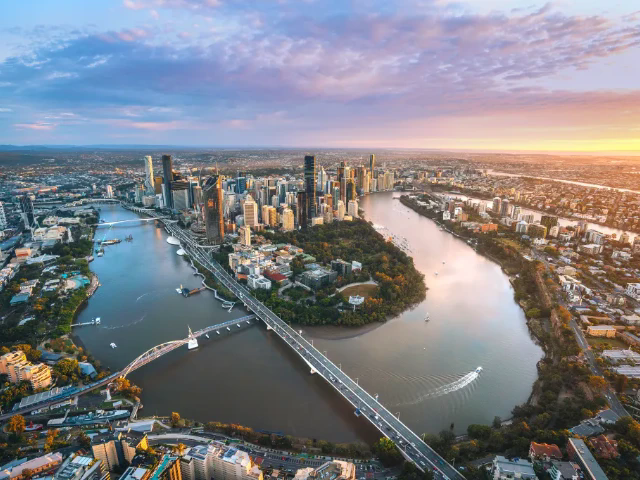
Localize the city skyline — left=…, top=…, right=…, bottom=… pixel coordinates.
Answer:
left=1, top=1, right=639, bottom=153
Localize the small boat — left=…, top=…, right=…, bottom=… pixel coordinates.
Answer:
left=95, top=317, right=101, bottom=324
left=216, top=330, right=220, bottom=335
left=110, top=343, right=117, bottom=349
left=205, top=333, right=210, bottom=339
left=442, top=261, right=446, bottom=264
left=176, top=288, right=182, bottom=294
left=435, top=271, right=439, bottom=275
left=475, top=366, right=483, bottom=374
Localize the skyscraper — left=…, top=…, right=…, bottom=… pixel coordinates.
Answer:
left=19, top=195, right=35, bottom=230
left=243, top=194, right=258, bottom=227
left=296, top=191, right=308, bottom=229
left=203, top=175, right=224, bottom=244
left=304, top=155, right=316, bottom=221
left=162, top=154, right=174, bottom=209
left=0, top=201, right=7, bottom=230
left=369, top=154, right=375, bottom=174
left=281, top=207, right=294, bottom=232
left=317, top=166, right=327, bottom=193
left=144, top=155, right=154, bottom=194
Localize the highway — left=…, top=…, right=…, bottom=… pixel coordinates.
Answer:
left=158, top=214, right=466, bottom=480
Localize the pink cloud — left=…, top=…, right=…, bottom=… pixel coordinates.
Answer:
left=13, top=122, right=56, bottom=130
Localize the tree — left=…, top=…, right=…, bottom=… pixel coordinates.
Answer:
left=492, top=416, right=502, bottom=429
left=373, top=437, right=403, bottom=467
left=8, top=414, right=26, bottom=435
left=44, top=429, right=58, bottom=452
left=588, top=375, right=607, bottom=392
left=171, top=412, right=181, bottom=427
left=78, top=432, right=91, bottom=448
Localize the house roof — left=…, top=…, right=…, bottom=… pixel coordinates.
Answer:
left=530, top=442, right=562, bottom=459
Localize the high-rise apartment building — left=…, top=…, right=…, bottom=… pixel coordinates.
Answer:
left=162, top=154, right=174, bottom=209
left=348, top=200, right=359, bottom=218
left=20, top=195, right=35, bottom=228
left=304, top=155, right=316, bottom=221
left=203, top=175, right=224, bottom=244
left=281, top=208, right=294, bottom=231
left=336, top=200, right=346, bottom=221
left=243, top=194, right=258, bottom=228
left=238, top=226, right=251, bottom=246
left=144, top=156, right=154, bottom=194
left=0, top=350, right=52, bottom=389
left=0, top=201, right=7, bottom=230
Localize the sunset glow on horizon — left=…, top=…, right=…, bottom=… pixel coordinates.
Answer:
left=1, top=0, right=639, bottom=153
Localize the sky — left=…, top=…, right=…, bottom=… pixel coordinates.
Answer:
left=0, top=0, right=639, bottom=153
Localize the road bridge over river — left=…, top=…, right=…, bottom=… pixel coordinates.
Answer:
left=142, top=207, right=465, bottom=480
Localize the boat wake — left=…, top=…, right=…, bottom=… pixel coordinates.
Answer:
left=391, top=368, right=482, bottom=407
left=100, top=313, right=147, bottom=330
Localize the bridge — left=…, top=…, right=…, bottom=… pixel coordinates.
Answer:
left=120, top=315, right=256, bottom=378
left=0, top=316, right=256, bottom=422
left=94, top=217, right=167, bottom=226
left=149, top=210, right=465, bottom=480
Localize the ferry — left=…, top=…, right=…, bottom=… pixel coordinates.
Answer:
left=475, top=366, right=483, bottom=374
left=110, top=343, right=117, bottom=349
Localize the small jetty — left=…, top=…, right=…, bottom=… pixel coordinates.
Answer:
left=177, top=284, right=206, bottom=297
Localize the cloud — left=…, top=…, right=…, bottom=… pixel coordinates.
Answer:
left=13, top=122, right=56, bottom=130
left=0, top=2, right=638, bottom=148
left=0, top=108, right=13, bottom=112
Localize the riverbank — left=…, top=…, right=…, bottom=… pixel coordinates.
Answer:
left=434, top=185, right=639, bottom=238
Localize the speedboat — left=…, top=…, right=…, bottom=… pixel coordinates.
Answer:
left=475, top=366, right=483, bottom=374
left=110, top=343, right=117, bottom=349
left=95, top=317, right=101, bottom=325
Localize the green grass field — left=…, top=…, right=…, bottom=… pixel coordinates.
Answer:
left=340, top=283, right=378, bottom=299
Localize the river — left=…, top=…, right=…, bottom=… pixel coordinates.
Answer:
left=74, top=195, right=542, bottom=442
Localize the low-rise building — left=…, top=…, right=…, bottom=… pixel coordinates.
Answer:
left=567, top=438, right=608, bottom=480
left=549, top=460, right=581, bottom=480
left=299, top=268, right=337, bottom=290
left=529, top=442, right=562, bottom=463
left=247, top=274, right=272, bottom=290
left=625, top=283, right=640, bottom=301
left=586, top=325, right=616, bottom=338
left=0, top=452, right=63, bottom=480
left=490, top=456, right=537, bottom=480
left=588, top=435, right=619, bottom=459
left=53, top=454, right=108, bottom=480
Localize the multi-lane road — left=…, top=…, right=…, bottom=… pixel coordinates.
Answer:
left=159, top=215, right=466, bottom=480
